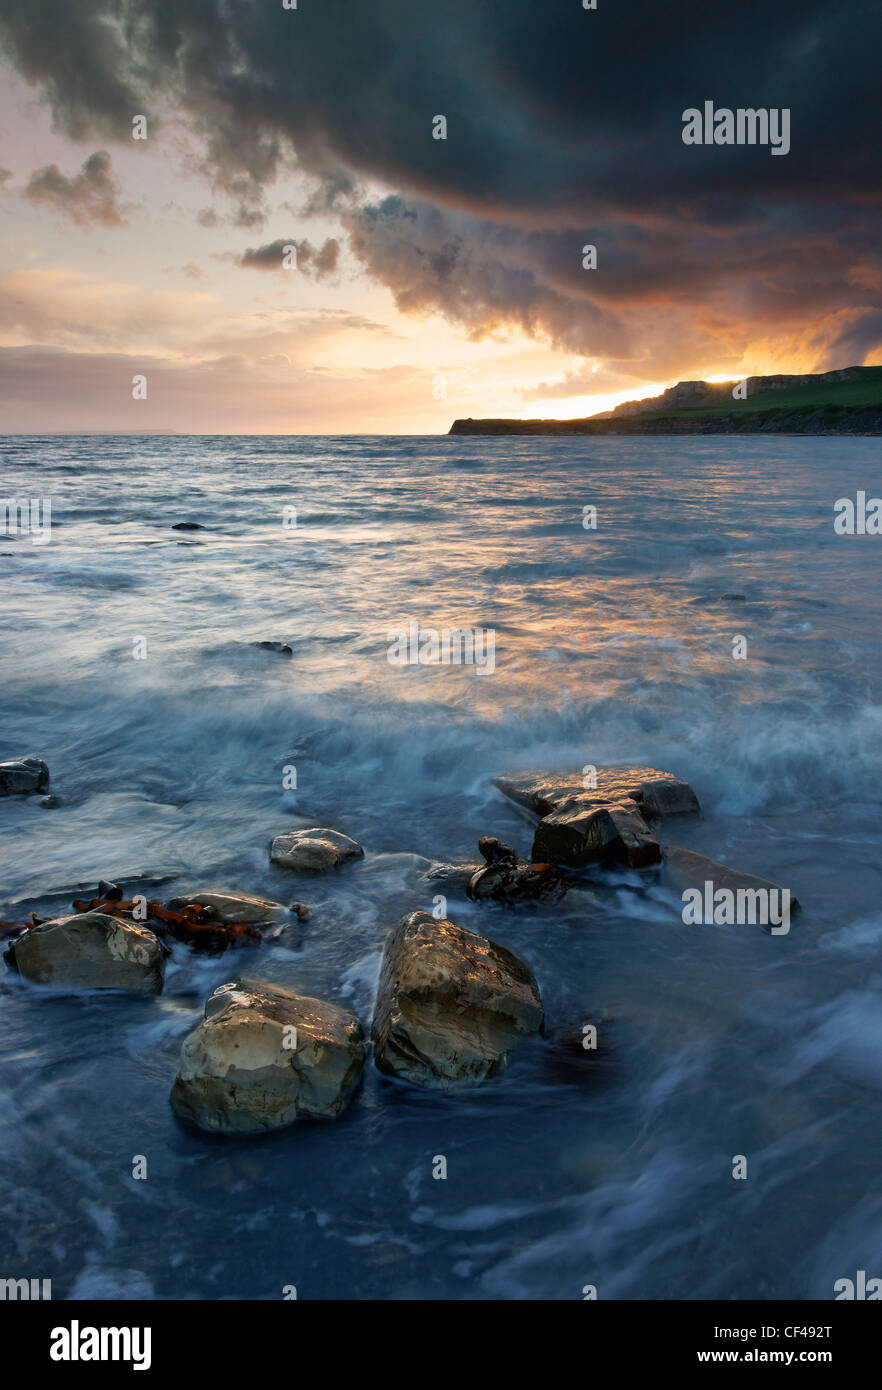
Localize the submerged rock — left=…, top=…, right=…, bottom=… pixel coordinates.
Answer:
left=0, top=756, right=50, bottom=797
left=171, top=521, right=205, bottom=530
left=372, top=910, right=543, bottom=1087
left=662, top=846, right=800, bottom=923
left=270, top=827, right=364, bottom=872
left=251, top=641, right=293, bottom=657
left=495, top=766, right=699, bottom=869
left=422, top=861, right=478, bottom=890
left=9, top=912, right=164, bottom=993
left=0, top=919, right=28, bottom=942
left=170, top=979, right=365, bottom=1134
left=543, top=1021, right=617, bottom=1087
left=166, top=890, right=291, bottom=925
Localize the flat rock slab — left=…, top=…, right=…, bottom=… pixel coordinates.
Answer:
left=10, top=912, right=164, bottom=993
left=166, top=891, right=291, bottom=924
left=662, top=846, right=800, bottom=925
left=170, top=979, right=365, bottom=1134
left=372, top=910, right=543, bottom=1088
left=0, top=756, right=50, bottom=796
left=495, top=766, right=699, bottom=869
left=270, top=827, right=364, bottom=872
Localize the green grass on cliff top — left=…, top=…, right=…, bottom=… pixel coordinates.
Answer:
left=635, top=365, right=882, bottom=421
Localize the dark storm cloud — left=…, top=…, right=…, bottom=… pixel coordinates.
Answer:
left=2, top=0, right=881, bottom=365
left=236, top=237, right=340, bottom=278
left=24, top=150, right=126, bottom=227
left=819, top=309, right=882, bottom=368
left=340, top=195, right=632, bottom=356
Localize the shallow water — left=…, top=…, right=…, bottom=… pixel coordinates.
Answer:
left=1, top=433, right=881, bottom=1300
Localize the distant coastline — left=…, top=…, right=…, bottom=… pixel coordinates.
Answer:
left=450, top=365, right=882, bottom=436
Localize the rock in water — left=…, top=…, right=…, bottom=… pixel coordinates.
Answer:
left=250, top=641, right=293, bottom=657
left=170, top=980, right=365, bottom=1134
left=166, top=890, right=291, bottom=925
left=0, top=756, right=50, bottom=796
left=372, top=910, right=543, bottom=1087
left=423, top=839, right=566, bottom=903
left=495, top=766, right=699, bottom=869
left=467, top=836, right=566, bottom=903
left=543, top=1022, right=617, bottom=1087
left=536, top=799, right=660, bottom=869
left=476, top=836, right=518, bottom=867
left=269, top=827, right=364, bottom=872
left=10, top=912, right=164, bottom=993
left=422, top=861, right=479, bottom=890
left=662, top=846, right=800, bottom=922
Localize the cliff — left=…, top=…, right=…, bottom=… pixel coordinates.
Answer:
left=449, top=365, right=882, bottom=435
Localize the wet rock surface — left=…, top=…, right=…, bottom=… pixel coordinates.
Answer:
left=270, top=827, right=364, bottom=872
left=421, top=860, right=478, bottom=890
left=372, top=910, right=543, bottom=1088
left=467, top=836, right=566, bottom=903
left=170, top=979, right=365, bottom=1134
left=423, top=839, right=566, bottom=903
left=543, top=1021, right=617, bottom=1087
left=536, top=798, right=660, bottom=869
left=251, top=641, right=293, bottom=657
left=495, top=766, right=699, bottom=868
left=5, top=882, right=301, bottom=957
left=662, top=845, right=800, bottom=920
left=0, top=756, right=50, bottom=796
left=166, top=890, right=291, bottom=925
left=9, top=912, right=165, bottom=993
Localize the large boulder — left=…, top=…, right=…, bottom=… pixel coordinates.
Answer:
left=10, top=912, right=164, bottom=993
left=0, top=756, right=50, bottom=796
left=495, top=766, right=698, bottom=869
left=170, top=979, right=365, bottom=1134
left=269, top=827, right=364, bottom=872
left=166, top=890, right=291, bottom=925
left=372, top=910, right=543, bottom=1087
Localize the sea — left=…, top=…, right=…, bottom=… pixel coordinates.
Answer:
left=1, top=432, right=881, bottom=1300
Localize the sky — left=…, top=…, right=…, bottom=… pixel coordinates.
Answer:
left=0, top=0, right=880, bottom=434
